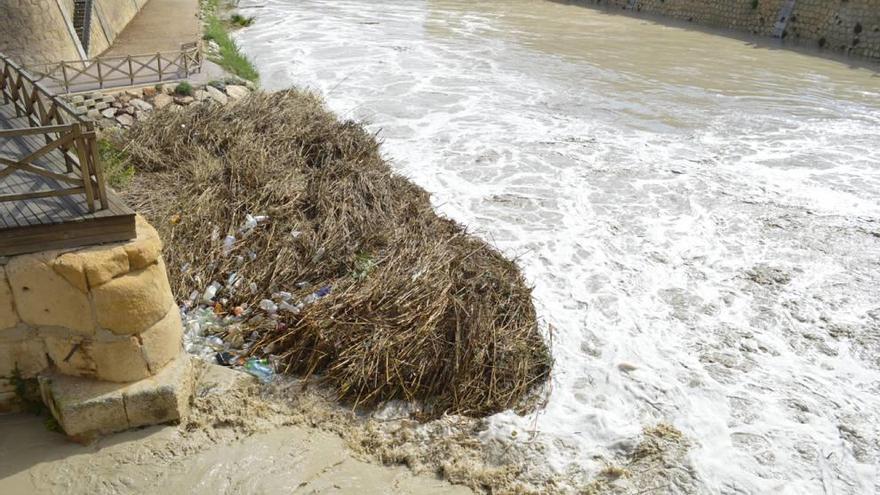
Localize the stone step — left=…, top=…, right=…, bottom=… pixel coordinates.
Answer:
left=39, top=354, right=194, bottom=442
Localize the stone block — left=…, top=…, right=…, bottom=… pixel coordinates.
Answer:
left=53, top=246, right=130, bottom=290
left=39, top=356, right=193, bottom=439
left=205, top=85, right=228, bottom=104
left=0, top=267, right=18, bottom=330
left=39, top=373, right=128, bottom=438
left=225, top=84, right=249, bottom=100
left=153, top=93, right=173, bottom=109
left=0, top=338, right=48, bottom=378
left=92, top=259, right=174, bottom=335
left=194, top=89, right=210, bottom=102
left=125, top=354, right=193, bottom=428
left=92, top=336, right=151, bottom=383
left=5, top=252, right=94, bottom=335
left=116, top=113, right=135, bottom=127
left=44, top=336, right=96, bottom=378
left=139, top=304, right=183, bottom=374
left=124, top=215, right=163, bottom=270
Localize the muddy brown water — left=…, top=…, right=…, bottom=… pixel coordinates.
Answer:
left=236, top=0, right=880, bottom=492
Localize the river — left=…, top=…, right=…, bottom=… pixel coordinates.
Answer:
left=235, top=1, right=880, bottom=493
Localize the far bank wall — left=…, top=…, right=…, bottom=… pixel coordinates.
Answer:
left=581, top=0, right=880, bottom=61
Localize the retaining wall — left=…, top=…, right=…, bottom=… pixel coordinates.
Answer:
left=581, top=0, right=880, bottom=60
left=88, top=0, right=151, bottom=57
left=0, top=0, right=150, bottom=65
left=0, top=0, right=82, bottom=65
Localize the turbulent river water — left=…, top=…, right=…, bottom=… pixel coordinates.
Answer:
left=236, top=1, right=880, bottom=493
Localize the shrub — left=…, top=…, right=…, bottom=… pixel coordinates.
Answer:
left=97, top=137, right=134, bottom=188
left=174, top=81, right=193, bottom=96
left=229, top=13, right=255, bottom=27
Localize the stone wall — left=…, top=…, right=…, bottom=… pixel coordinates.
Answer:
left=0, top=0, right=149, bottom=65
left=0, top=215, right=186, bottom=425
left=0, top=0, right=83, bottom=65
left=580, top=0, right=880, bottom=60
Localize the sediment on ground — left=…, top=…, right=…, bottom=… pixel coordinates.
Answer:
left=116, top=89, right=551, bottom=418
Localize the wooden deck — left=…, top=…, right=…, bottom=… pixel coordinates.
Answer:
left=0, top=78, right=135, bottom=256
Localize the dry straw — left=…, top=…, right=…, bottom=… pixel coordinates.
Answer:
left=120, top=89, right=551, bottom=417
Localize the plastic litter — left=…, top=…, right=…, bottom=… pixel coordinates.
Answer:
left=302, top=286, right=332, bottom=305
left=202, top=281, right=221, bottom=303
left=222, top=234, right=236, bottom=256
left=272, top=291, right=292, bottom=301
left=244, top=358, right=274, bottom=383
left=240, top=214, right=270, bottom=234
left=205, top=335, right=225, bottom=349
left=215, top=351, right=235, bottom=367
left=258, top=299, right=278, bottom=314
left=278, top=301, right=302, bottom=314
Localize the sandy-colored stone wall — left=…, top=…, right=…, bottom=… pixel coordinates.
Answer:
left=0, top=215, right=183, bottom=408
left=580, top=0, right=880, bottom=60
left=0, top=0, right=83, bottom=65
left=0, top=0, right=149, bottom=65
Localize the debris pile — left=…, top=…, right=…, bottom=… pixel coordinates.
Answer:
left=119, top=89, right=551, bottom=417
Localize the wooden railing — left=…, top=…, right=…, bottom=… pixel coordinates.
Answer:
left=24, top=42, right=202, bottom=94
left=0, top=52, right=107, bottom=212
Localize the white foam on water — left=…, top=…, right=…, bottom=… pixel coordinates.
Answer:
left=236, top=0, right=880, bottom=492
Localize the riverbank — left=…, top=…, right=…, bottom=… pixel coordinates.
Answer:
left=0, top=361, right=471, bottom=494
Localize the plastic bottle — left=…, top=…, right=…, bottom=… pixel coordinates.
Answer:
left=258, top=299, right=278, bottom=314
left=244, top=358, right=274, bottom=383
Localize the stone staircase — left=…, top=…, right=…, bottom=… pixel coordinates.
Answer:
left=73, top=0, right=93, bottom=52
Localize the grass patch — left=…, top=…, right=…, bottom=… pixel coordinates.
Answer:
left=201, top=0, right=259, bottom=82
left=174, top=81, right=194, bottom=96
left=118, top=91, right=551, bottom=417
left=230, top=13, right=255, bottom=28
left=11, top=368, right=44, bottom=415
left=98, top=137, right=135, bottom=189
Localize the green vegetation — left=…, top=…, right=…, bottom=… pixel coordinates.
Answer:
left=751, top=0, right=759, bottom=9
left=174, top=81, right=194, bottom=96
left=201, top=0, right=259, bottom=82
left=351, top=252, right=376, bottom=280
left=230, top=13, right=255, bottom=28
left=11, top=368, right=44, bottom=415
left=98, top=138, right=135, bottom=189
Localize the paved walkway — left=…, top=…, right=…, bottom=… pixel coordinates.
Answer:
left=104, top=0, right=200, bottom=56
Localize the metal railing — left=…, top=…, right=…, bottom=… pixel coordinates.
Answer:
left=0, top=52, right=107, bottom=212
left=24, top=42, right=202, bottom=95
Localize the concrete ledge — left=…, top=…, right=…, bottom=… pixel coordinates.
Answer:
left=39, top=354, right=194, bottom=441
